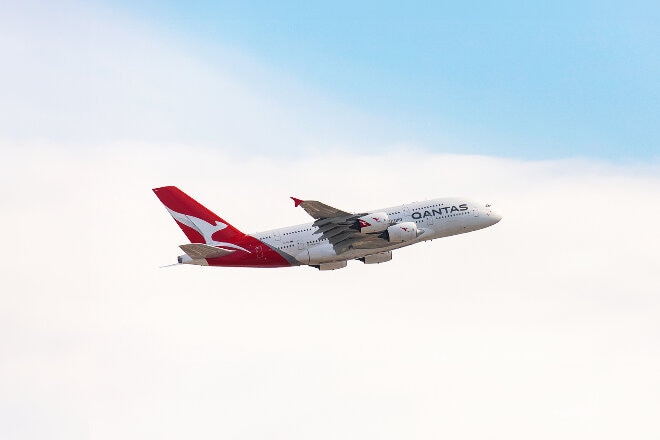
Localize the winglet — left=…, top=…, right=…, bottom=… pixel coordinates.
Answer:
left=291, top=197, right=304, bottom=207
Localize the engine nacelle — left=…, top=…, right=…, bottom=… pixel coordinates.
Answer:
left=295, top=243, right=337, bottom=264
left=356, top=212, right=390, bottom=233
left=360, top=251, right=392, bottom=264
left=386, top=222, right=420, bottom=243
left=315, top=261, right=348, bottom=271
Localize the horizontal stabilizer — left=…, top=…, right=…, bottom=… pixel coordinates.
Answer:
left=179, top=243, right=236, bottom=259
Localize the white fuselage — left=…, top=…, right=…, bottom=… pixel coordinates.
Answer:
left=250, top=198, right=502, bottom=265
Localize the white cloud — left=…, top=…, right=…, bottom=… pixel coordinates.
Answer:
left=0, top=1, right=391, bottom=154
left=2, top=2, right=659, bottom=438
left=1, top=143, right=659, bottom=440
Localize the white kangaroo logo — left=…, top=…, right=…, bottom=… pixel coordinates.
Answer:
left=165, top=207, right=251, bottom=253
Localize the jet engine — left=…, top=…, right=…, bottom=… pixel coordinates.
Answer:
left=385, top=222, right=421, bottom=243
left=359, top=251, right=392, bottom=264
left=314, top=261, right=348, bottom=271
left=295, top=243, right=337, bottom=264
left=355, top=212, right=390, bottom=233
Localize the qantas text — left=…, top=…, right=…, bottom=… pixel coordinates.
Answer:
left=411, top=204, right=468, bottom=219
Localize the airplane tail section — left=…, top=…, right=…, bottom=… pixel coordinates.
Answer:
left=153, top=186, right=245, bottom=246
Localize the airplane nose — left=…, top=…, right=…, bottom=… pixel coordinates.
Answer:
left=490, top=208, right=503, bottom=223
left=485, top=205, right=502, bottom=224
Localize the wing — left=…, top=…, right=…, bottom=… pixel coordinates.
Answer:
left=290, top=197, right=352, bottom=219
left=291, top=198, right=390, bottom=254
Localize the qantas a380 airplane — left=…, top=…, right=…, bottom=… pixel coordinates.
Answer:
left=154, top=186, right=502, bottom=270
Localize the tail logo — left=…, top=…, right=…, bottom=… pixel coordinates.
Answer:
left=165, top=206, right=251, bottom=253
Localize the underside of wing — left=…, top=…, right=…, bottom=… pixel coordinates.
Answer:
left=327, top=231, right=390, bottom=254
left=311, top=215, right=389, bottom=254
left=291, top=197, right=390, bottom=254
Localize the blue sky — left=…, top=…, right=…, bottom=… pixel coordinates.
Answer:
left=108, top=0, right=660, bottom=159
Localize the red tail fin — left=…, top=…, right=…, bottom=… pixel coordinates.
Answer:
left=153, top=186, right=245, bottom=245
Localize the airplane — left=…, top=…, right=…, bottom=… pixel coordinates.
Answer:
left=153, top=186, right=502, bottom=270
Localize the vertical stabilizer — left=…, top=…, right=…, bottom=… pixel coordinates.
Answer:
left=153, top=186, right=245, bottom=246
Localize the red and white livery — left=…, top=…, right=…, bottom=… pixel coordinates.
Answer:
left=153, top=186, right=502, bottom=270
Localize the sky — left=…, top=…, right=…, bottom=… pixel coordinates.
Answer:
left=35, top=0, right=660, bottom=158
left=1, top=1, right=660, bottom=439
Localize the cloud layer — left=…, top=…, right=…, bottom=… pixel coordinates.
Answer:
left=1, top=143, right=659, bottom=439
